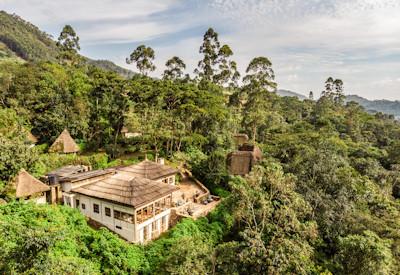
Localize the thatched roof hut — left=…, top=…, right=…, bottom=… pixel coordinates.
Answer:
left=117, top=160, right=178, bottom=181
left=27, top=132, right=38, bottom=144
left=14, top=169, right=50, bottom=198
left=74, top=172, right=178, bottom=209
left=49, top=129, right=80, bottom=153
left=227, top=144, right=262, bottom=176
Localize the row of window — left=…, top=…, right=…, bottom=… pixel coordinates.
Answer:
left=77, top=199, right=134, bottom=222
left=162, top=177, right=174, bottom=184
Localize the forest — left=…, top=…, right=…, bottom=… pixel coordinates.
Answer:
left=0, top=14, right=400, bottom=275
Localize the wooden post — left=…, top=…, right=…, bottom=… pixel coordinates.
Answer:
left=134, top=209, right=137, bottom=225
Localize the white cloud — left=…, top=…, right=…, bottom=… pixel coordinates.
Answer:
left=1, top=0, right=400, bottom=99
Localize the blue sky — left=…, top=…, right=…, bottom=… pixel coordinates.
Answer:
left=1, top=0, right=400, bottom=100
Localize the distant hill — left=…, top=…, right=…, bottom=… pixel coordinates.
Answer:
left=276, top=88, right=400, bottom=118
left=86, top=59, right=135, bottom=79
left=276, top=89, right=308, bottom=100
left=0, top=11, right=134, bottom=78
left=345, top=95, right=400, bottom=118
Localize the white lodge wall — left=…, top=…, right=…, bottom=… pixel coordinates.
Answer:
left=72, top=194, right=136, bottom=242
left=63, top=193, right=171, bottom=243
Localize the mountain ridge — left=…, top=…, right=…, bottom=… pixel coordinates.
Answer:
left=0, top=10, right=135, bottom=78
left=276, top=89, right=400, bottom=117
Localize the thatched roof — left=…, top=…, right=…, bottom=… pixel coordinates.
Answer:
left=227, top=144, right=262, bottom=175
left=27, top=132, right=38, bottom=144
left=49, top=129, right=80, bottom=153
left=14, top=169, right=50, bottom=198
left=117, top=160, right=178, bottom=180
left=73, top=172, right=178, bottom=209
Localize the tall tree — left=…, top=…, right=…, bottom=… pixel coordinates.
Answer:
left=56, top=25, right=81, bottom=65
left=163, top=56, right=186, bottom=80
left=320, top=77, right=345, bottom=105
left=243, top=57, right=276, bottom=91
left=213, top=44, right=240, bottom=87
left=126, top=45, right=156, bottom=76
left=195, top=28, right=220, bottom=81
left=195, top=28, right=240, bottom=87
left=309, top=91, right=314, bottom=100
left=333, top=78, right=345, bottom=104
left=242, top=57, right=277, bottom=142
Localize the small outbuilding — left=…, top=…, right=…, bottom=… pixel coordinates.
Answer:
left=14, top=169, right=50, bottom=204
left=49, top=129, right=80, bottom=154
left=227, top=144, right=262, bottom=176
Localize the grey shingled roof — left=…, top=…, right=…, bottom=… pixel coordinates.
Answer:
left=73, top=172, right=178, bottom=208
left=117, top=160, right=178, bottom=180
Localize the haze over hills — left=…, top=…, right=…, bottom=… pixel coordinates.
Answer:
left=0, top=11, right=135, bottom=78
left=276, top=89, right=400, bottom=118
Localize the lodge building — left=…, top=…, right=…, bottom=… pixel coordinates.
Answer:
left=46, top=159, right=179, bottom=243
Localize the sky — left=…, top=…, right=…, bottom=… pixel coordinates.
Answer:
left=1, top=0, right=400, bottom=100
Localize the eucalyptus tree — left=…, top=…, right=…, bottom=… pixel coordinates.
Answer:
left=163, top=56, right=186, bottom=80
left=213, top=44, right=240, bottom=88
left=126, top=45, right=156, bottom=76
left=56, top=25, right=81, bottom=65
left=195, top=28, right=240, bottom=87
left=242, top=57, right=277, bottom=142
left=195, top=28, right=220, bottom=81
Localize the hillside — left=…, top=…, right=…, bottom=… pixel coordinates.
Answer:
left=276, top=88, right=400, bottom=118
left=276, top=89, right=307, bottom=100
left=0, top=11, right=134, bottom=78
left=346, top=94, right=400, bottom=118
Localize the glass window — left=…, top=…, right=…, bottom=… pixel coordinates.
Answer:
left=93, top=203, right=99, bottom=213
left=114, top=210, right=133, bottom=223
left=114, top=210, right=121, bottom=219
left=75, top=199, right=80, bottom=208
left=105, top=207, right=111, bottom=217
left=82, top=203, right=86, bottom=210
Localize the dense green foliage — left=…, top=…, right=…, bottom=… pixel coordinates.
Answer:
left=1, top=16, right=400, bottom=274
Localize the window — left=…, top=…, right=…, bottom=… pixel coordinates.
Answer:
left=75, top=199, right=80, bottom=208
left=169, top=177, right=174, bottom=184
left=114, top=210, right=122, bottom=219
left=93, top=203, right=99, bottom=213
left=82, top=203, right=86, bottom=210
left=162, top=178, right=168, bottom=184
left=114, top=210, right=134, bottom=223
left=116, top=225, right=122, bottom=230
left=105, top=207, right=111, bottom=217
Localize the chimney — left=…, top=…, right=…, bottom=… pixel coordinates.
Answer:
left=157, top=158, right=165, bottom=165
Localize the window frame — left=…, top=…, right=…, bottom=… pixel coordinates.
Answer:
left=93, top=203, right=100, bottom=214
left=105, top=207, right=111, bottom=217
